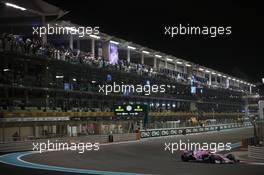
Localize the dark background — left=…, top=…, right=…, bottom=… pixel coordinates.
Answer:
left=45, top=0, right=262, bottom=84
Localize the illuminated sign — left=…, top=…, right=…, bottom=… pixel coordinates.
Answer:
left=114, top=104, right=145, bottom=116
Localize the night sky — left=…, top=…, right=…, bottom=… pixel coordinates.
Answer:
left=46, top=0, right=262, bottom=84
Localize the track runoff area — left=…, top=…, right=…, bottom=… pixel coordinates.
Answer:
left=1, top=127, right=263, bottom=175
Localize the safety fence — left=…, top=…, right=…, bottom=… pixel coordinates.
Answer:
left=140, top=122, right=252, bottom=138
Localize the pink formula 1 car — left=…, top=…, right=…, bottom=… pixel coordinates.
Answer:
left=181, top=150, right=240, bottom=164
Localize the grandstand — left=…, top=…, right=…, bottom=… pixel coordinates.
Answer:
left=0, top=0, right=259, bottom=142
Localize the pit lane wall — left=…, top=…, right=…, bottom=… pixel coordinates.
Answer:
left=140, top=122, right=252, bottom=138
left=0, top=133, right=138, bottom=153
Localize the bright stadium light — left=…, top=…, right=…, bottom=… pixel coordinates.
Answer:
left=5, top=2, right=26, bottom=11
left=199, top=68, right=204, bottom=71
left=228, top=77, right=231, bottom=79
left=177, top=61, right=183, bottom=64
left=155, top=54, right=162, bottom=58
left=73, top=78, right=77, bottom=81
left=3, top=68, right=10, bottom=72
left=185, top=63, right=191, bottom=67
left=223, top=75, right=227, bottom=78
left=142, top=50, right=150, bottom=54
left=167, top=58, right=173, bottom=62
left=212, top=72, right=216, bottom=75
left=127, top=46, right=136, bottom=50
left=217, top=73, right=222, bottom=77
left=262, top=78, right=264, bottom=84
left=90, top=34, right=100, bottom=39
left=110, top=40, right=119, bottom=45
left=56, top=75, right=64, bottom=79
left=205, top=70, right=210, bottom=73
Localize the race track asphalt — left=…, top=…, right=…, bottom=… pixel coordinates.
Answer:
left=1, top=127, right=263, bottom=175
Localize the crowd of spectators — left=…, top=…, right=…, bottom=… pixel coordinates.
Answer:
left=0, top=33, right=252, bottom=95
left=0, top=33, right=189, bottom=83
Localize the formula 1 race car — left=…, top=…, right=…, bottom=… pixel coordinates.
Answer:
left=181, top=150, right=240, bottom=164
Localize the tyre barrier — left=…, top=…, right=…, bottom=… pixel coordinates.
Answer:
left=140, top=122, right=252, bottom=138
left=248, top=145, right=264, bottom=160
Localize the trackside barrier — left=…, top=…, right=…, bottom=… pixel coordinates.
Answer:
left=248, top=145, right=264, bottom=160
left=0, top=133, right=137, bottom=153
left=140, top=122, right=252, bottom=138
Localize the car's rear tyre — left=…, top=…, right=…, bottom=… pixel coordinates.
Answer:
left=209, top=156, right=215, bottom=163
left=181, top=155, right=189, bottom=162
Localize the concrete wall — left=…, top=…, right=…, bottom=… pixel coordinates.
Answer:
left=0, top=133, right=138, bottom=153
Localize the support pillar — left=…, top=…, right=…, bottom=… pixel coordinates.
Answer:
left=69, top=34, right=73, bottom=50
left=165, top=58, right=168, bottom=69
left=127, top=48, right=130, bottom=63
left=209, top=73, right=212, bottom=86
left=41, top=15, right=47, bottom=46
left=153, top=57, right=157, bottom=69
left=141, top=53, right=144, bottom=65
left=184, top=65, right=187, bottom=74
left=226, top=79, right=230, bottom=88
left=91, top=39, right=95, bottom=58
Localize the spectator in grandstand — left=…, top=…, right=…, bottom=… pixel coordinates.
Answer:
left=25, top=38, right=32, bottom=54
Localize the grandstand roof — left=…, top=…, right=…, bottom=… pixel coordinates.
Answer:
left=0, top=0, right=68, bottom=18
left=53, top=20, right=255, bottom=88
left=0, top=0, right=256, bottom=87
